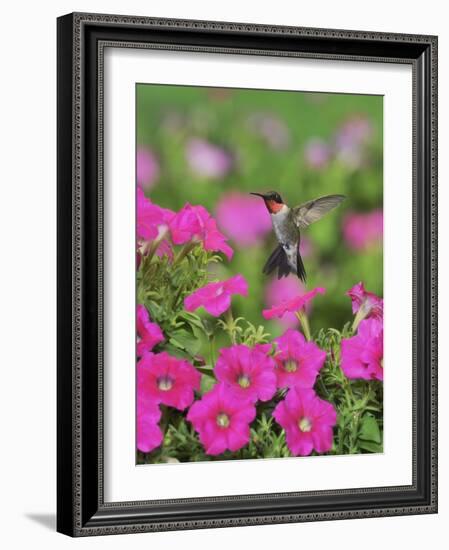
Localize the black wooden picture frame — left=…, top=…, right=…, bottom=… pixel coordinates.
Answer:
left=57, top=12, right=438, bottom=537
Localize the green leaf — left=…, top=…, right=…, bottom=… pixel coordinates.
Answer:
left=359, top=414, right=381, bottom=443
left=200, top=374, right=216, bottom=394
left=359, top=440, right=383, bottom=453
left=169, top=329, right=201, bottom=356
left=197, top=366, right=215, bottom=378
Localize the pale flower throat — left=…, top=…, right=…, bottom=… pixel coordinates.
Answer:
left=298, top=417, right=312, bottom=432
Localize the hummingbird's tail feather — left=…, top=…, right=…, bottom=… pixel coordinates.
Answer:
left=263, top=244, right=307, bottom=282
left=296, top=249, right=307, bottom=284
left=263, top=245, right=293, bottom=280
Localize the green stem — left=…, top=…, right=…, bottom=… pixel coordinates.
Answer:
left=224, top=308, right=236, bottom=344
left=351, top=303, right=369, bottom=332
left=209, top=335, right=216, bottom=366
left=145, top=228, right=170, bottom=262
left=295, top=310, right=312, bottom=341
left=173, top=241, right=197, bottom=265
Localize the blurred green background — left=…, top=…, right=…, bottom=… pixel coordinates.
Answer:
left=137, top=84, right=383, bottom=335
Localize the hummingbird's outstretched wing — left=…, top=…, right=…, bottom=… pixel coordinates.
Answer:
left=292, top=194, right=346, bottom=229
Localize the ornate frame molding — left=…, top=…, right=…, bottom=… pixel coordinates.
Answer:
left=57, top=12, right=437, bottom=537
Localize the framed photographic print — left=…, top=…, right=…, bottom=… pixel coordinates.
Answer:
left=57, top=12, right=438, bottom=536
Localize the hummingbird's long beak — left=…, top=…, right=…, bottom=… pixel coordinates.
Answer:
left=250, top=192, right=267, bottom=199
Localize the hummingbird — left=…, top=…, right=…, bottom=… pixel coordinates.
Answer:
left=250, top=191, right=346, bottom=283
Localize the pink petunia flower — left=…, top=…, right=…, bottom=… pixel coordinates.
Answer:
left=347, top=281, right=383, bottom=321
left=341, top=318, right=383, bottom=381
left=342, top=210, right=383, bottom=251
left=137, top=147, right=160, bottom=190
left=214, top=344, right=277, bottom=403
left=169, top=203, right=233, bottom=259
left=265, top=277, right=305, bottom=329
left=136, top=188, right=175, bottom=242
left=136, top=396, right=163, bottom=453
left=304, top=138, right=331, bottom=169
left=136, top=304, right=164, bottom=357
left=187, top=383, right=256, bottom=455
left=184, top=274, right=248, bottom=317
left=273, top=329, right=326, bottom=389
left=138, top=352, right=201, bottom=410
left=185, top=138, right=233, bottom=179
left=215, top=192, right=272, bottom=247
left=263, top=287, right=326, bottom=320
left=273, top=387, right=337, bottom=456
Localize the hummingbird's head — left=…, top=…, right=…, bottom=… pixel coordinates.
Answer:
left=250, top=191, right=284, bottom=214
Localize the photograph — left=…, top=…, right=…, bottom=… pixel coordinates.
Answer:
left=135, top=84, right=384, bottom=464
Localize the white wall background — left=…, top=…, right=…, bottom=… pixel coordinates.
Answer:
left=0, top=1, right=445, bottom=548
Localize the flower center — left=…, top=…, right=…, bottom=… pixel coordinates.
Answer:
left=157, top=375, right=173, bottom=391
left=216, top=413, right=230, bottom=428
left=284, top=359, right=298, bottom=373
left=298, top=417, right=312, bottom=432
left=237, top=374, right=251, bottom=388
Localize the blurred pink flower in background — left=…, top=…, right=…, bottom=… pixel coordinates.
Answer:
left=215, top=192, right=272, bottom=247
left=264, top=277, right=305, bottom=329
left=342, top=209, right=383, bottom=251
left=169, top=203, right=234, bottom=259
left=334, top=115, right=374, bottom=169
left=304, top=138, right=331, bottom=169
left=185, top=138, right=233, bottom=179
left=299, top=236, right=313, bottom=258
left=247, top=112, right=290, bottom=150
left=184, top=274, right=248, bottom=317
left=137, top=147, right=160, bottom=190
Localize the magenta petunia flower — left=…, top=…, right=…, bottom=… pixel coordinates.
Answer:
left=347, top=281, right=383, bottom=321
left=185, top=138, right=233, bottom=179
left=137, top=147, right=160, bottom=190
left=273, top=387, right=337, bottom=456
left=215, top=192, right=272, bottom=247
left=184, top=274, right=248, bottom=317
left=341, top=318, right=383, bottom=381
left=263, top=287, right=326, bottom=320
left=187, top=383, right=256, bottom=455
left=169, top=203, right=233, bottom=259
left=136, top=188, right=175, bottom=242
left=273, top=329, right=326, bottom=389
left=265, top=277, right=305, bottom=329
left=342, top=210, right=383, bottom=251
left=214, top=344, right=277, bottom=403
left=136, top=396, right=163, bottom=453
left=136, top=304, right=164, bottom=357
left=138, top=352, right=201, bottom=410
left=304, top=138, right=331, bottom=169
